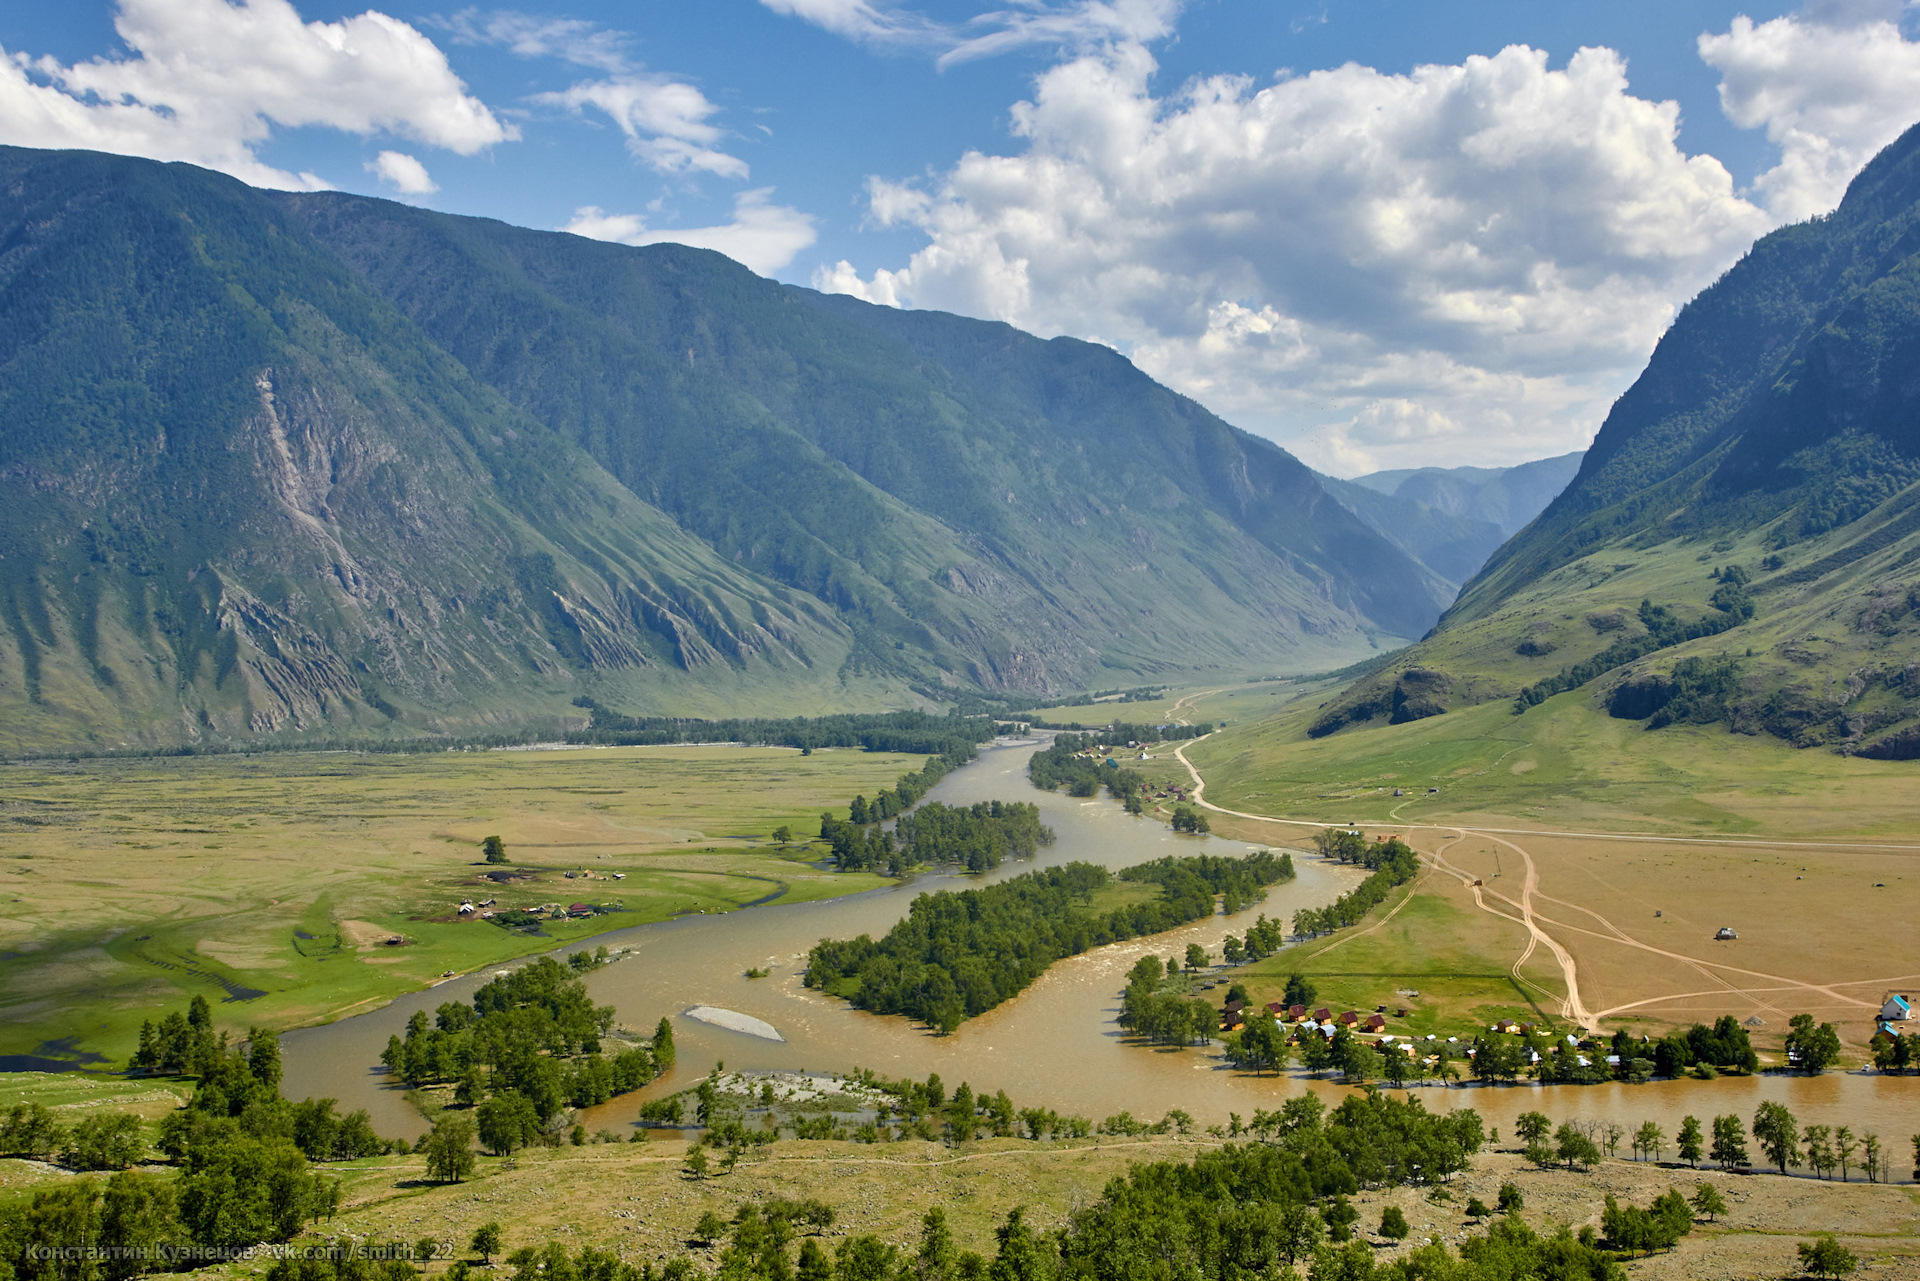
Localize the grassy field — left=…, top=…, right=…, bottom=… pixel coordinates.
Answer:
left=1161, top=679, right=1920, bottom=1054
left=9, top=1113, right=1908, bottom=1281
left=0, top=745, right=921, bottom=1066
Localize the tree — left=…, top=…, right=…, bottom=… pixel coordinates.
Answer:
left=423, top=1115, right=476, bottom=1183
left=1283, top=973, right=1317, bottom=1009
left=692, top=1210, right=726, bottom=1246
left=1863, top=1133, right=1882, bottom=1183
left=1515, top=1111, right=1552, bottom=1147
left=1803, top=1124, right=1834, bottom=1179
left=247, top=1028, right=283, bottom=1092
left=1379, top=1206, right=1409, bottom=1240
left=772, top=826, right=794, bottom=845
left=1753, top=1102, right=1798, bottom=1174
left=797, top=1239, right=832, bottom=1281
left=1497, top=1183, right=1524, bottom=1212
left=1555, top=1122, right=1602, bottom=1170
left=1690, top=1183, right=1727, bottom=1223
left=1835, top=1127, right=1856, bottom=1182
left=1184, top=943, right=1208, bottom=972
left=1322, top=1195, right=1358, bottom=1242
left=1677, top=1115, right=1704, bottom=1168
left=62, top=1111, right=145, bottom=1171
left=948, top=1083, right=976, bottom=1143
left=1634, top=1121, right=1664, bottom=1163
left=481, top=835, right=509, bottom=864
left=1797, top=1235, right=1858, bottom=1279
left=1710, top=1114, right=1749, bottom=1170
left=476, top=1092, right=540, bottom=1157
left=685, top=1147, right=709, bottom=1181
left=1786, top=1014, right=1843, bottom=1074
left=471, top=1222, right=503, bottom=1265
left=918, top=1207, right=956, bottom=1281
left=652, top=1017, right=676, bottom=1072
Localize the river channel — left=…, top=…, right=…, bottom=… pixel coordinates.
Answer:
left=281, top=738, right=1919, bottom=1156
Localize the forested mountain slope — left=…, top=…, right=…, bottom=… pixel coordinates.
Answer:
left=0, top=146, right=1439, bottom=749
left=1309, top=122, right=1920, bottom=757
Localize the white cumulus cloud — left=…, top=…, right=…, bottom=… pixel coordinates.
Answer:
left=1700, top=8, right=1920, bottom=221
left=367, top=150, right=438, bottom=195
left=820, top=41, right=1771, bottom=471
left=537, top=76, right=748, bottom=179
left=0, top=0, right=513, bottom=191
left=563, top=189, right=817, bottom=275
left=758, top=0, right=1183, bottom=67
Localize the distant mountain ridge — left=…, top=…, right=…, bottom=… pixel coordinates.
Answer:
left=1312, top=453, right=1584, bottom=596
left=1308, top=122, right=1920, bottom=757
left=0, top=145, right=1446, bottom=749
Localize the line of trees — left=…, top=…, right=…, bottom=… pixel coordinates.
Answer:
left=1292, top=834, right=1420, bottom=937
left=568, top=707, right=998, bottom=756
left=805, top=852, right=1293, bottom=1032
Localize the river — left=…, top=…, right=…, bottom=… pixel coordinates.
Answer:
left=280, top=738, right=1919, bottom=1156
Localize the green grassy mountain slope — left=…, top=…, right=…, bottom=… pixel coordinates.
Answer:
left=0, top=146, right=1446, bottom=747
left=0, top=148, right=871, bottom=751
left=1306, top=123, right=1920, bottom=757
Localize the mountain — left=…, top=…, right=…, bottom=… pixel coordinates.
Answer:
left=1313, top=476, right=1510, bottom=594
left=0, top=146, right=1444, bottom=750
left=1349, top=452, right=1587, bottom=539
left=1307, top=123, right=1920, bottom=757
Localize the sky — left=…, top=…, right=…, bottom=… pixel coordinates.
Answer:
left=5, top=0, right=1920, bottom=475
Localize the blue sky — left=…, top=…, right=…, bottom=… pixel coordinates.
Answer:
left=5, top=0, right=1919, bottom=472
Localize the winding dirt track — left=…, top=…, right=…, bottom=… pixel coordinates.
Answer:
left=1163, top=732, right=1920, bottom=1033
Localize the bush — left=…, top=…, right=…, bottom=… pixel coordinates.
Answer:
left=1379, top=1206, right=1409, bottom=1240
left=1465, top=1197, right=1491, bottom=1218
left=1498, top=1182, right=1524, bottom=1212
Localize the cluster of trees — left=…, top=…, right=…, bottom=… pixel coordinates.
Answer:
left=889, top=801, right=1054, bottom=873
left=1292, top=835, right=1419, bottom=937
left=1117, top=954, right=1217, bottom=1047
left=1515, top=595, right=1753, bottom=712
left=1169, top=804, right=1210, bottom=833
left=129, top=995, right=222, bottom=1077
left=1871, top=1028, right=1920, bottom=1072
left=816, top=741, right=992, bottom=872
left=1219, top=913, right=1289, bottom=966
left=0, top=1104, right=146, bottom=1171
left=805, top=852, right=1292, bottom=1032
left=1598, top=1189, right=1694, bottom=1255
left=1027, top=734, right=1148, bottom=809
left=0, top=1021, right=381, bottom=1275
left=1785, top=1013, right=1845, bottom=1073
left=569, top=708, right=997, bottom=757
left=378, top=954, right=674, bottom=1146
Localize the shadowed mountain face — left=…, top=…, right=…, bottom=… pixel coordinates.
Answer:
left=0, top=146, right=1446, bottom=749
left=1309, top=122, right=1920, bottom=756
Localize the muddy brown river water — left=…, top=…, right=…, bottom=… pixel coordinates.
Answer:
left=279, top=738, right=1918, bottom=1156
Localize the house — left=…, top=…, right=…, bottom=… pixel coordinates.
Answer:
left=1715, top=927, right=1738, bottom=940
left=1337, top=1010, right=1359, bottom=1026
left=1288, top=1004, right=1308, bottom=1021
left=568, top=902, right=594, bottom=917
left=458, top=902, right=476, bottom=914
left=1364, top=1013, right=1387, bottom=1032
left=1265, top=1002, right=1286, bottom=1016
left=1313, top=1007, right=1332, bottom=1022
left=1880, top=995, right=1912, bottom=1022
